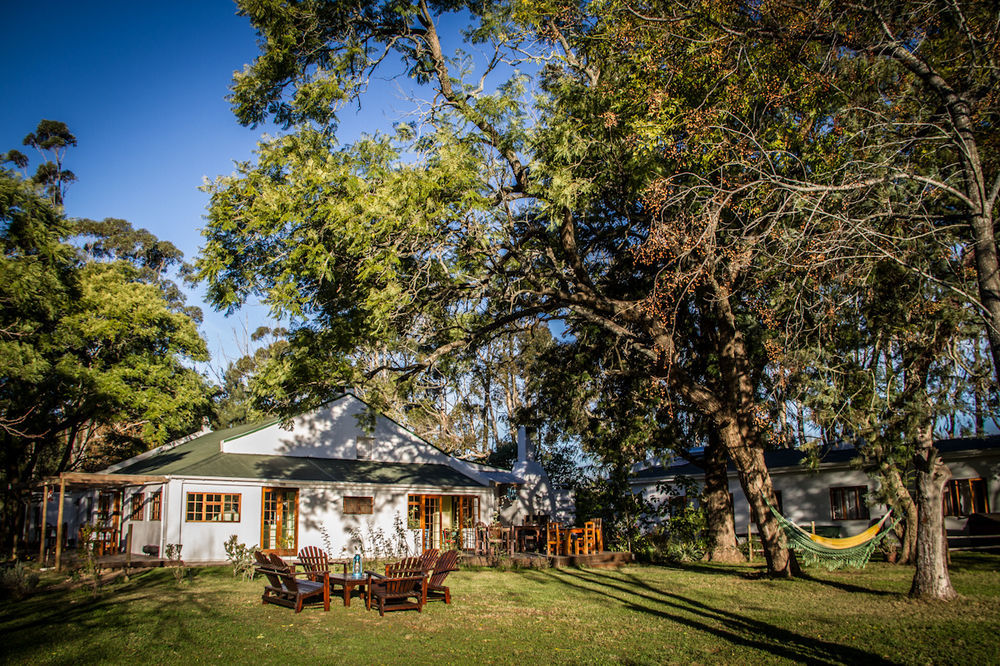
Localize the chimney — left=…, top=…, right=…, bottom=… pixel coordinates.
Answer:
left=516, top=426, right=536, bottom=463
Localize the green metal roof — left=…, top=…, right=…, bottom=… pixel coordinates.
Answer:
left=113, top=420, right=485, bottom=487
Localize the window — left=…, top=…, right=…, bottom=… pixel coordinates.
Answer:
left=943, top=478, right=989, bottom=517
left=343, top=496, right=374, bottom=515
left=356, top=436, right=375, bottom=460
left=407, top=495, right=422, bottom=529
left=129, top=493, right=145, bottom=521
left=185, top=493, right=241, bottom=522
left=830, top=486, right=869, bottom=521
left=150, top=491, right=162, bottom=521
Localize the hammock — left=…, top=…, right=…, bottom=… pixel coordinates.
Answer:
left=765, top=500, right=900, bottom=569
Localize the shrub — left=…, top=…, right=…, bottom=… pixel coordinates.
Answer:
left=164, top=543, right=186, bottom=584
left=224, top=535, right=258, bottom=581
left=0, top=561, right=40, bottom=600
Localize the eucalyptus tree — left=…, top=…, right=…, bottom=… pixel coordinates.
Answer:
left=0, top=130, right=212, bottom=552
left=199, top=0, right=800, bottom=574
left=601, top=0, right=993, bottom=600
left=21, top=119, right=77, bottom=206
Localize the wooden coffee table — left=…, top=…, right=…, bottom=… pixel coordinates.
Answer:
left=329, top=572, right=368, bottom=607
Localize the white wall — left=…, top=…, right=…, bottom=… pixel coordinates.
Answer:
left=121, top=484, right=165, bottom=555
left=217, top=394, right=492, bottom=485
left=633, top=450, right=1000, bottom=537
left=160, top=478, right=495, bottom=563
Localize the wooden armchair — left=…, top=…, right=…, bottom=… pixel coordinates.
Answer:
left=297, top=546, right=348, bottom=580
left=425, top=549, right=459, bottom=604
left=418, top=548, right=440, bottom=571
left=254, top=553, right=330, bottom=613
left=365, top=560, right=426, bottom=616
left=546, top=522, right=563, bottom=557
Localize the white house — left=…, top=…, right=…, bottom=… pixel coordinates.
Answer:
left=40, top=393, right=531, bottom=563
left=631, top=435, right=1000, bottom=538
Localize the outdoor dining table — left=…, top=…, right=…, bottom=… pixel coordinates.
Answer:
left=565, top=527, right=585, bottom=555
left=513, top=525, right=544, bottom=553
left=328, top=572, right=368, bottom=607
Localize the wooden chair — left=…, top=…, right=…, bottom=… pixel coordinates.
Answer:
left=418, top=548, right=440, bottom=572
left=546, top=522, right=562, bottom=557
left=488, top=524, right=513, bottom=557
left=366, top=560, right=426, bottom=616
left=425, top=549, right=460, bottom=604
left=254, top=553, right=330, bottom=613
left=583, top=521, right=597, bottom=555
left=297, top=546, right=347, bottom=581
left=474, top=522, right=490, bottom=556
left=592, top=518, right=604, bottom=553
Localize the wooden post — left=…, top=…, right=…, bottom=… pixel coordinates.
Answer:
left=39, top=483, right=48, bottom=564
left=747, top=521, right=753, bottom=562
left=55, top=478, right=66, bottom=571
left=125, top=524, right=133, bottom=565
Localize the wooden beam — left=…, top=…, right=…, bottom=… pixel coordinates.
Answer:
left=39, top=483, right=48, bottom=564
left=40, top=472, right=168, bottom=488
left=55, top=478, right=66, bottom=572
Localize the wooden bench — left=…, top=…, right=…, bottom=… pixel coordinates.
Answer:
left=254, top=552, right=329, bottom=613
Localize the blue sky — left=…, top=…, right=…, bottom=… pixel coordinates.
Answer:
left=0, top=1, right=413, bottom=372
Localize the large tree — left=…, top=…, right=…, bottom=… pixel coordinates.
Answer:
left=0, top=134, right=212, bottom=552
left=200, top=0, right=799, bottom=573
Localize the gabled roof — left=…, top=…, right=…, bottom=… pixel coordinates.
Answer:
left=633, top=434, right=1000, bottom=482
left=112, top=419, right=485, bottom=487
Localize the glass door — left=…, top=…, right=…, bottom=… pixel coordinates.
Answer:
left=423, top=496, right=442, bottom=550
left=452, top=496, right=479, bottom=549
left=261, top=488, right=299, bottom=555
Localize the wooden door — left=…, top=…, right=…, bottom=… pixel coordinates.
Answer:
left=422, top=496, right=441, bottom=550
left=261, top=488, right=299, bottom=555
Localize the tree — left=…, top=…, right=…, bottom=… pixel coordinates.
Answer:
left=668, top=0, right=1000, bottom=388
left=22, top=119, right=77, bottom=206
left=200, top=0, right=799, bottom=574
left=0, top=127, right=212, bottom=552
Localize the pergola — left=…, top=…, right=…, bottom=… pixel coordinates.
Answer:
left=37, top=472, right=167, bottom=571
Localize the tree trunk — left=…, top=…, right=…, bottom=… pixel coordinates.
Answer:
left=879, top=464, right=918, bottom=564
left=909, top=428, right=957, bottom=600
left=718, top=419, right=797, bottom=575
left=702, top=431, right=743, bottom=563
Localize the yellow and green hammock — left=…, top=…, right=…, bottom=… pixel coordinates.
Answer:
left=766, top=500, right=900, bottom=569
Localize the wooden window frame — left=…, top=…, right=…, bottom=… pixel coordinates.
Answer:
left=129, top=492, right=145, bottom=521
left=343, top=496, right=374, bottom=515
left=260, top=487, right=299, bottom=555
left=150, top=490, right=162, bottom=521
left=185, top=492, right=241, bottom=523
left=829, top=486, right=869, bottom=521
left=943, top=478, right=989, bottom=517
left=356, top=435, right=375, bottom=460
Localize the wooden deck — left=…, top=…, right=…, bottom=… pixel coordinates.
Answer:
left=461, top=550, right=633, bottom=569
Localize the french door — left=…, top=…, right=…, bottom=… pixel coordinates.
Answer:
left=261, top=487, right=299, bottom=555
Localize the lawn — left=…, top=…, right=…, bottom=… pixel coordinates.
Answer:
left=2, top=555, right=999, bottom=665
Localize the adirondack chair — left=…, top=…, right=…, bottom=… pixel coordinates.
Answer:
left=418, top=548, right=440, bottom=572
left=297, top=546, right=347, bottom=581
left=254, top=553, right=330, bottom=613
left=365, top=560, right=426, bottom=616
left=425, top=549, right=460, bottom=604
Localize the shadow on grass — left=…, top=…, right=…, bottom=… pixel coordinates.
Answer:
left=531, top=567, right=894, bottom=665
left=0, top=568, right=249, bottom=663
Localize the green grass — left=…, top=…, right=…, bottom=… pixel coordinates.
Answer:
left=3, top=555, right=999, bottom=665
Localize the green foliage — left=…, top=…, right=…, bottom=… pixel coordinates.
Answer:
left=0, top=561, right=40, bottom=600
left=164, top=544, right=186, bottom=584
left=223, top=535, right=258, bottom=581
left=1, top=126, right=213, bottom=550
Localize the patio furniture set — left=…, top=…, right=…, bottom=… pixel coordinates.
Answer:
left=253, top=546, right=460, bottom=616
left=476, top=518, right=604, bottom=557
